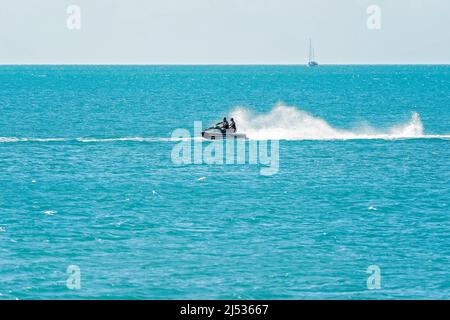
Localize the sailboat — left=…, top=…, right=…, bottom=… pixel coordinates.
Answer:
left=307, top=39, right=319, bottom=67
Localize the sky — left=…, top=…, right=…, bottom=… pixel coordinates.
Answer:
left=0, top=0, right=449, bottom=64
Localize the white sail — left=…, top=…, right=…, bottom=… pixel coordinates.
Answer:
left=308, top=39, right=318, bottom=67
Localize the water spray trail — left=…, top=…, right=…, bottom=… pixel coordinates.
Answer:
left=231, top=104, right=438, bottom=140
left=0, top=106, right=449, bottom=143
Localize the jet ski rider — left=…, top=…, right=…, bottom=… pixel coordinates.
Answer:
left=216, top=117, right=229, bottom=134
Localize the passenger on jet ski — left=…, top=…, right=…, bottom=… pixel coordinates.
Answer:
left=229, top=118, right=236, bottom=133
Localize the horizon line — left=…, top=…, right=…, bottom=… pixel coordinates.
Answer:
left=0, top=63, right=449, bottom=66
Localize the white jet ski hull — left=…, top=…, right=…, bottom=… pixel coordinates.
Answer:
left=202, top=131, right=247, bottom=140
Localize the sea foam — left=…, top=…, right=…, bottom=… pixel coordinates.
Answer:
left=231, top=104, right=436, bottom=141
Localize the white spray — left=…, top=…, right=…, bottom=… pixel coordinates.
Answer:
left=231, top=104, right=425, bottom=140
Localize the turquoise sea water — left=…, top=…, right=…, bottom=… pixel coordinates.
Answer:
left=0, top=65, right=449, bottom=299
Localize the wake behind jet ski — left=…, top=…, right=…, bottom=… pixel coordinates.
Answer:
left=201, top=117, right=247, bottom=140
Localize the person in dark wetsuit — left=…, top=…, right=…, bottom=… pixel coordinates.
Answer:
left=216, top=117, right=229, bottom=134
left=229, top=118, right=237, bottom=133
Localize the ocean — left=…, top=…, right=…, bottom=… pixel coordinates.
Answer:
left=0, top=65, right=449, bottom=299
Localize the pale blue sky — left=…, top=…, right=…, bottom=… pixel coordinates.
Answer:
left=0, top=0, right=449, bottom=64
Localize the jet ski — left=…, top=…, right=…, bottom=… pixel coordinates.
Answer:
left=201, top=126, right=247, bottom=140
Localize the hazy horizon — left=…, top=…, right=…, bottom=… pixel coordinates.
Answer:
left=1, top=0, right=449, bottom=64
left=1, top=63, right=450, bottom=66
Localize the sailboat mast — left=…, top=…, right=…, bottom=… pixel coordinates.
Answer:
left=307, top=38, right=318, bottom=67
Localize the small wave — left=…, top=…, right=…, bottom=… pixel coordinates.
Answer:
left=231, top=104, right=450, bottom=141
left=0, top=137, right=174, bottom=143
left=0, top=137, right=67, bottom=143
left=75, top=137, right=172, bottom=143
